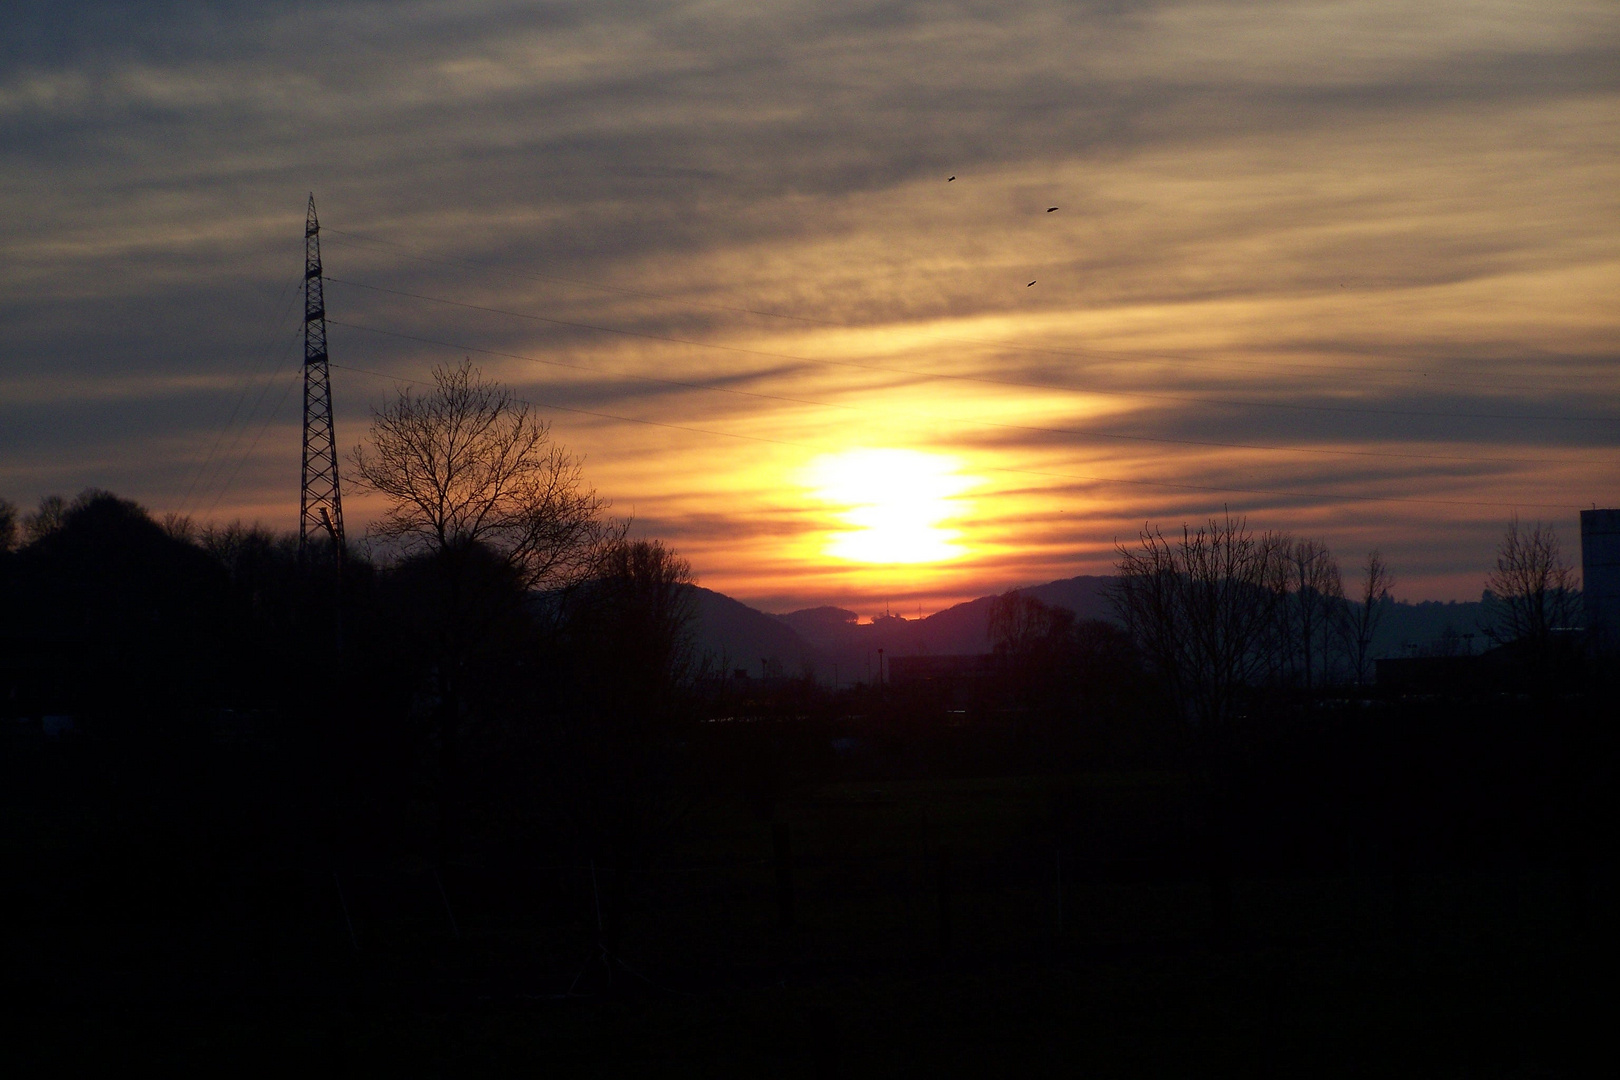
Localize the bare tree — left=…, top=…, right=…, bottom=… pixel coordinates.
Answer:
left=0, top=498, right=17, bottom=553
left=1111, top=512, right=1289, bottom=727
left=351, top=361, right=623, bottom=869
left=988, top=589, right=1072, bottom=658
left=554, top=538, right=700, bottom=951
left=1338, top=550, right=1393, bottom=686
left=576, top=538, right=699, bottom=701
left=988, top=589, right=1077, bottom=711
left=23, top=494, right=68, bottom=544
left=350, top=360, right=619, bottom=589
left=1482, top=516, right=1578, bottom=651
left=160, top=512, right=196, bottom=543
left=1283, top=538, right=1344, bottom=691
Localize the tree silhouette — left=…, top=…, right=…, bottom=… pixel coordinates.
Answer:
left=1283, top=537, right=1343, bottom=691
left=988, top=589, right=1073, bottom=661
left=350, top=359, right=619, bottom=589
left=22, top=494, right=67, bottom=544
left=5, top=490, right=231, bottom=714
left=550, top=539, right=699, bottom=952
left=0, top=498, right=17, bottom=553
left=1111, top=513, right=1288, bottom=727
left=1482, top=516, right=1578, bottom=686
left=350, top=360, right=625, bottom=865
left=1339, top=550, right=1393, bottom=686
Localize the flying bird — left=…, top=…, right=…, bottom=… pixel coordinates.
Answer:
left=948, top=176, right=955, bottom=181
left=1047, top=207, right=1059, bottom=212
left=1027, top=281, right=1036, bottom=287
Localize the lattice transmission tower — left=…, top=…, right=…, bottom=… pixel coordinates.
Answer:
left=299, top=193, right=346, bottom=562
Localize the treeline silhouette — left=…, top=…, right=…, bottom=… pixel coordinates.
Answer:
left=2, top=487, right=1612, bottom=1073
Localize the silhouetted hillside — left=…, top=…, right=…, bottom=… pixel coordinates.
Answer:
left=774, top=606, right=859, bottom=649
left=688, top=586, right=811, bottom=676
left=1373, top=597, right=1488, bottom=657
left=687, top=575, right=1491, bottom=685
left=745, top=575, right=1120, bottom=685
left=1024, top=575, right=1115, bottom=620
left=772, top=575, right=1114, bottom=655
left=904, top=574, right=1118, bottom=656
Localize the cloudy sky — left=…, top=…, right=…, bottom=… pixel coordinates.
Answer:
left=4, top=0, right=1617, bottom=613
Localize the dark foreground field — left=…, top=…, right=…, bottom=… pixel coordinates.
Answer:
left=6, top=753, right=1610, bottom=1077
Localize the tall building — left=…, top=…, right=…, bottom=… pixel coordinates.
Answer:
left=1581, top=508, right=1620, bottom=650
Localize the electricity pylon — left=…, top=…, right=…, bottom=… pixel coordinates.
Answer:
left=299, top=193, right=346, bottom=562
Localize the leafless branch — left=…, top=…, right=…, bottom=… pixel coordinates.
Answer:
left=350, top=360, right=619, bottom=589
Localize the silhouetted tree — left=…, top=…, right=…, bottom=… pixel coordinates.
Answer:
left=4, top=490, right=231, bottom=714
left=1482, top=516, right=1579, bottom=690
left=387, top=539, right=538, bottom=864
left=199, top=521, right=299, bottom=590
left=23, top=493, right=67, bottom=543
left=1112, top=513, right=1292, bottom=942
left=1111, top=513, right=1288, bottom=727
left=1069, top=618, right=1155, bottom=724
left=988, top=589, right=1079, bottom=723
left=348, top=360, right=630, bottom=865
left=549, top=539, right=699, bottom=949
left=1338, top=550, right=1393, bottom=686
left=988, top=589, right=1073, bottom=660
left=0, top=497, right=17, bottom=553
left=160, top=511, right=197, bottom=542
left=195, top=519, right=360, bottom=709
left=1283, top=537, right=1343, bottom=691
left=350, top=359, right=619, bottom=590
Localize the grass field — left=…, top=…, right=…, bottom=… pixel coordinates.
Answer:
left=7, top=768, right=1608, bottom=1074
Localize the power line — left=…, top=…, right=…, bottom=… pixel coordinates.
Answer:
left=326, top=359, right=1583, bottom=513
left=324, top=275, right=1620, bottom=426
left=205, top=364, right=303, bottom=518
left=176, top=275, right=304, bottom=516
left=190, top=327, right=303, bottom=514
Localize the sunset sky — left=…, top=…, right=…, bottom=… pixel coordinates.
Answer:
left=4, top=1, right=1617, bottom=614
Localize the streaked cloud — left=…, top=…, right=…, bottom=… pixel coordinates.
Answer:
left=3, top=0, right=1617, bottom=611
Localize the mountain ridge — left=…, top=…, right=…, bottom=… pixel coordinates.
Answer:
left=688, top=575, right=1496, bottom=684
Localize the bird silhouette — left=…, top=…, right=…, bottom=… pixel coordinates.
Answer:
left=948, top=176, right=956, bottom=181
left=1027, top=281, right=1036, bottom=287
left=1047, top=207, right=1059, bottom=212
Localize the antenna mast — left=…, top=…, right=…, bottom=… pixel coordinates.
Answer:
left=299, top=193, right=346, bottom=561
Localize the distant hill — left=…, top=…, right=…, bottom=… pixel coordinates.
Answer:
left=1373, top=597, right=1489, bottom=657
left=686, top=586, right=811, bottom=677
left=762, top=575, right=1117, bottom=685
left=683, top=576, right=1497, bottom=687
left=774, top=606, right=859, bottom=650
left=884, top=575, right=1116, bottom=657
left=1024, top=575, right=1116, bottom=618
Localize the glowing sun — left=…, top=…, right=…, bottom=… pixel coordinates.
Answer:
left=805, top=448, right=976, bottom=565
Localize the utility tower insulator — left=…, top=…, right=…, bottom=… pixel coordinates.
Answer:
left=299, top=193, right=346, bottom=562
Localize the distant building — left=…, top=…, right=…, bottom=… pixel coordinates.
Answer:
left=886, top=654, right=996, bottom=688
left=1581, top=509, right=1620, bottom=651
left=1376, top=631, right=1585, bottom=694
left=886, top=653, right=999, bottom=717
left=1375, top=655, right=1487, bottom=696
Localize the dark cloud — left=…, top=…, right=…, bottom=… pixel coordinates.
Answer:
left=3, top=0, right=1616, bottom=606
